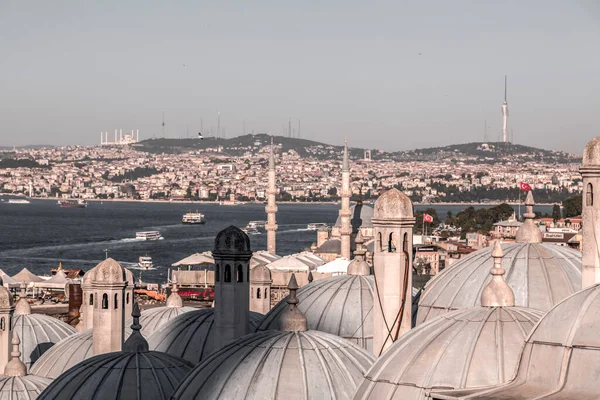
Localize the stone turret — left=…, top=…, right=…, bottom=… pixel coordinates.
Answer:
left=340, top=138, right=352, bottom=259
left=250, top=265, right=272, bottom=314
left=265, top=136, right=278, bottom=254
left=581, top=136, right=600, bottom=288
left=0, top=283, right=14, bottom=374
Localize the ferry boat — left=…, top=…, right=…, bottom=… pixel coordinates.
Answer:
left=138, top=255, right=153, bottom=269
left=247, top=220, right=266, bottom=228
left=7, top=199, right=30, bottom=204
left=242, top=227, right=261, bottom=235
left=59, top=199, right=87, bottom=208
left=182, top=211, right=205, bottom=224
left=135, top=231, right=162, bottom=241
left=307, top=223, right=328, bottom=230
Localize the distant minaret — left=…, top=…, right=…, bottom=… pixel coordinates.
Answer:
left=265, top=137, right=278, bottom=254
left=162, top=110, right=165, bottom=139
left=502, top=75, right=509, bottom=143
left=340, top=138, right=352, bottom=259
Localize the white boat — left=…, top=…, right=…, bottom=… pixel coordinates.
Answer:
left=138, top=255, right=153, bottom=269
left=182, top=211, right=205, bottom=224
left=242, top=227, right=261, bottom=235
left=307, top=223, right=328, bottom=230
left=247, top=220, right=266, bottom=228
left=135, top=231, right=162, bottom=241
left=7, top=199, right=30, bottom=204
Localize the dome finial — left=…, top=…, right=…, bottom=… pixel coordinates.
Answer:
left=279, top=273, right=307, bottom=332
left=307, top=271, right=313, bottom=283
left=123, top=302, right=149, bottom=353
left=14, top=281, right=31, bottom=316
left=481, top=240, right=515, bottom=307
left=4, top=334, right=27, bottom=377
left=166, top=275, right=183, bottom=308
left=515, top=191, right=542, bottom=243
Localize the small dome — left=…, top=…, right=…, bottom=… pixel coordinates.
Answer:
left=335, top=203, right=374, bottom=228
left=582, top=136, right=600, bottom=166
left=30, top=328, right=134, bottom=379
left=171, top=329, right=375, bottom=400
left=450, top=284, right=600, bottom=398
left=373, top=188, right=413, bottom=220
left=347, top=258, right=370, bottom=276
left=13, top=313, right=76, bottom=369
left=0, top=286, right=13, bottom=308
left=417, top=243, right=582, bottom=325
left=213, top=225, right=251, bottom=255
left=0, top=375, right=51, bottom=399
left=126, top=306, right=196, bottom=336
left=148, top=308, right=263, bottom=365
left=316, top=238, right=341, bottom=254
left=89, top=258, right=127, bottom=284
left=38, top=347, right=192, bottom=400
left=255, top=275, right=375, bottom=351
left=354, top=307, right=543, bottom=400
left=250, top=264, right=272, bottom=283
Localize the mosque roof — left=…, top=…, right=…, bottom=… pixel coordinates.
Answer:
left=30, top=328, right=134, bottom=379
left=267, top=252, right=326, bottom=272
left=11, top=268, right=42, bottom=284
left=255, top=274, right=375, bottom=351
left=0, top=335, right=51, bottom=400
left=315, top=238, right=342, bottom=254
left=38, top=304, right=193, bottom=400
left=434, top=283, right=600, bottom=399
left=316, top=257, right=351, bottom=274
left=126, top=305, right=197, bottom=336
left=417, top=243, right=581, bottom=324
left=12, top=312, right=76, bottom=369
left=250, top=264, right=272, bottom=283
left=335, top=203, right=374, bottom=228
left=171, top=329, right=375, bottom=400
left=147, top=308, right=263, bottom=365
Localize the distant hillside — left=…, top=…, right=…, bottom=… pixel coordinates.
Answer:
left=135, top=135, right=580, bottom=164
left=0, top=145, right=54, bottom=150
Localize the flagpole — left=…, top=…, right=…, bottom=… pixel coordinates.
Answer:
left=518, top=189, right=521, bottom=220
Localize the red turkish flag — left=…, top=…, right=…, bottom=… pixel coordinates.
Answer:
left=423, top=213, right=434, bottom=223
left=519, top=182, right=532, bottom=191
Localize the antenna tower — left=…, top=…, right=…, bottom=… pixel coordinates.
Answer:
left=162, top=110, right=165, bottom=139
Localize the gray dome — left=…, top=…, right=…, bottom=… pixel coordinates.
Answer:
left=30, top=328, right=134, bottom=379
left=147, top=308, right=263, bottom=365
left=13, top=314, right=76, bottom=369
left=354, top=306, right=543, bottom=400
left=38, top=347, right=192, bottom=400
left=417, top=243, right=582, bottom=325
left=172, top=329, right=375, bottom=400
left=213, top=225, right=251, bottom=255
left=256, top=275, right=375, bottom=351
left=125, top=306, right=196, bottom=336
left=448, top=283, right=600, bottom=399
left=0, top=375, right=51, bottom=399
left=335, top=203, right=374, bottom=228
left=316, top=238, right=341, bottom=254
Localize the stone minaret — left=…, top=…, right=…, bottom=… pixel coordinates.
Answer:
left=213, top=226, right=252, bottom=349
left=91, top=258, right=127, bottom=355
left=250, top=265, right=272, bottom=314
left=265, top=136, right=278, bottom=254
left=340, top=138, right=352, bottom=259
left=0, top=285, right=14, bottom=374
left=581, top=136, right=600, bottom=288
left=372, top=188, right=415, bottom=356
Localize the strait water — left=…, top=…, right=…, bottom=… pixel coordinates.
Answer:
left=0, top=199, right=552, bottom=283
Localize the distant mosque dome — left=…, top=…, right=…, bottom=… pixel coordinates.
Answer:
left=417, top=243, right=581, bottom=325
left=147, top=308, right=263, bottom=365
left=12, top=299, right=76, bottom=369
left=38, top=304, right=192, bottom=400
left=256, top=274, right=375, bottom=351
left=335, top=203, right=374, bottom=228
left=30, top=328, right=134, bottom=379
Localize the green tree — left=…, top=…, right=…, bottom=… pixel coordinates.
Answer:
left=562, top=194, right=582, bottom=218
left=552, top=204, right=561, bottom=221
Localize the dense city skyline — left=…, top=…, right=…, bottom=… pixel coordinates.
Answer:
left=1, top=1, right=600, bottom=152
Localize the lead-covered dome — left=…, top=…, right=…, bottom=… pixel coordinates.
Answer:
left=354, top=306, right=543, bottom=400
left=0, top=335, right=51, bottom=400
left=582, top=136, right=600, bottom=166
left=255, top=274, right=375, bottom=351
left=417, top=243, right=581, bottom=324
left=30, top=328, right=134, bottom=379
left=335, top=203, right=374, bottom=228
left=147, top=308, right=263, bottom=365
left=126, top=306, right=196, bottom=336
left=213, top=225, right=251, bottom=255
left=172, top=329, right=375, bottom=400
left=373, top=188, right=413, bottom=220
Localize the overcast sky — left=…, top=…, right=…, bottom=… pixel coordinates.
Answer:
left=1, top=1, right=599, bottom=153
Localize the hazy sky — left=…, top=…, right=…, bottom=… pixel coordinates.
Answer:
left=1, top=1, right=599, bottom=153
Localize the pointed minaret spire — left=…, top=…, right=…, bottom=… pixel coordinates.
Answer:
left=279, top=274, right=307, bottom=332
left=515, top=191, right=542, bottom=243
left=340, top=138, right=352, bottom=259
left=123, top=303, right=149, bottom=353
left=265, top=136, right=278, bottom=254
left=166, top=276, right=183, bottom=308
left=481, top=241, right=515, bottom=307
left=3, top=334, right=26, bottom=377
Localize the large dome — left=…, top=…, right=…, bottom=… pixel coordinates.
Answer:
left=30, top=328, right=133, bottom=379
left=126, top=305, right=196, bottom=336
left=354, top=306, right=543, bottom=400
left=13, top=313, right=76, bottom=369
left=417, top=243, right=581, bottom=324
left=171, top=329, right=375, bottom=400
left=435, top=283, right=600, bottom=399
left=0, top=375, right=50, bottom=399
left=255, top=274, right=375, bottom=351
left=147, top=308, right=263, bottom=365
